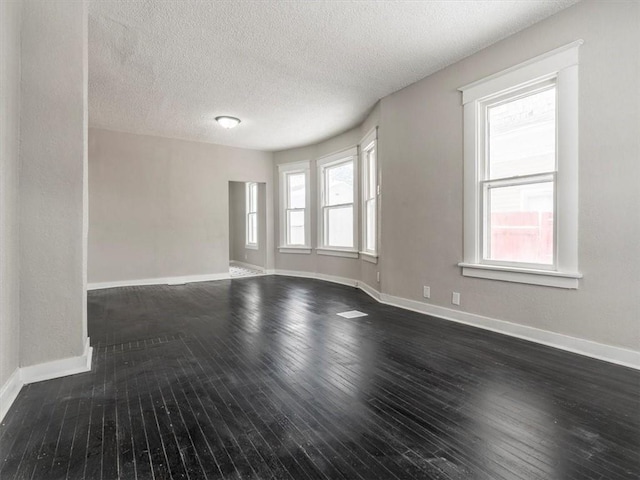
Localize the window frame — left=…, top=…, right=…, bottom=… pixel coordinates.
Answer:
left=317, top=147, right=359, bottom=258
left=360, top=127, right=378, bottom=263
left=278, top=160, right=311, bottom=254
left=458, top=40, right=583, bottom=289
left=245, top=182, right=258, bottom=249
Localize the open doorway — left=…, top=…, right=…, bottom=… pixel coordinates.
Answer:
left=228, top=181, right=266, bottom=277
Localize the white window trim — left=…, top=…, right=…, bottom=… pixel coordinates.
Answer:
left=458, top=40, right=583, bottom=289
left=245, top=182, right=258, bottom=250
left=360, top=126, right=379, bottom=260
left=278, top=160, right=311, bottom=254
left=317, top=146, right=359, bottom=257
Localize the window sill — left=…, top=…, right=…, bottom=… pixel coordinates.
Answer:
left=278, top=246, right=312, bottom=255
left=316, top=248, right=359, bottom=259
left=458, top=263, right=582, bottom=289
left=245, top=244, right=258, bottom=251
left=359, top=252, right=378, bottom=264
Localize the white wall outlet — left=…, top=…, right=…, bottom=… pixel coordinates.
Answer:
left=377, top=272, right=380, bottom=282
left=423, top=286, right=430, bottom=299
left=452, top=292, right=460, bottom=305
left=244, top=253, right=248, bottom=260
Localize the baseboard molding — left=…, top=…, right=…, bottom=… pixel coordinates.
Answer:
left=273, top=270, right=640, bottom=370
left=0, top=338, right=93, bottom=422
left=230, top=260, right=266, bottom=272
left=88, top=272, right=232, bottom=290
left=274, top=269, right=358, bottom=288
left=0, top=368, right=22, bottom=423
left=21, top=337, right=93, bottom=385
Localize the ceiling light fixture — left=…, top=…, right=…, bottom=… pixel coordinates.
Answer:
left=215, top=116, right=241, bottom=129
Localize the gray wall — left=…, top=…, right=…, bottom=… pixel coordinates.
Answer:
left=88, top=128, right=274, bottom=283
left=0, top=0, right=22, bottom=387
left=229, top=182, right=267, bottom=268
left=274, top=0, right=640, bottom=351
left=19, top=0, right=88, bottom=367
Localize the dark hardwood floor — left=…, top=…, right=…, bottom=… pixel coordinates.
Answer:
left=1, top=275, right=638, bottom=479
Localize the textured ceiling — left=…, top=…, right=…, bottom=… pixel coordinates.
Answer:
left=88, top=0, right=579, bottom=151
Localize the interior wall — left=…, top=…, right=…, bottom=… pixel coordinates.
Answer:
left=273, top=128, right=362, bottom=280
left=374, top=0, right=639, bottom=350
left=0, top=0, right=22, bottom=387
left=229, top=181, right=267, bottom=268
left=19, top=0, right=88, bottom=367
left=272, top=0, right=639, bottom=352
left=88, top=128, right=274, bottom=283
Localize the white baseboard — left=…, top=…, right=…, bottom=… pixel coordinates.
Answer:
left=0, top=337, right=93, bottom=422
left=230, top=260, right=266, bottom=273
left=88, top=272, right=232, bottom=290
left=0, top=368, right=22, bottom=424
left=21, top=337, right=93, bottom=385
left=274, top=269, right=358, bottom=288
left=273, top=269, right=640, bottom=370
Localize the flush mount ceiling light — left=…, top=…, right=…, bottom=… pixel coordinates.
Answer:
left=215, top=116, right=241, bottom=129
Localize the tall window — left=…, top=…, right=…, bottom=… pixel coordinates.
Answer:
left=459, top=41, right=582, bottom=288
left=245, top=182, right=258, bottom=248
left=317, top=147, right=358, bottom=257
left=361, top=128, right=378, bottom=259
left=278, top=161, right=310, bottom=253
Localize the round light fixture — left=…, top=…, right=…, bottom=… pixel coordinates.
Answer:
left=215, top=116, right=241, bottom=129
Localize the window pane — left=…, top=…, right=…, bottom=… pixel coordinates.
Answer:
left=248, top=212, right=257, bottom=244
left=326, top=205, right=353, bottom=248
left=288, top=173, right=305, bottom=209
left=326, top=161, right=353, bottom=206
left=366, top=199, right=376, bottom=252
left=287, top=210, right=305, bottom=245
left=486, top=182, right=553, bottom=264
left=248, top=183, right=258, bottom=212
left=367, top=149, right=376, bottom=199
left=488, top=87, right=556, bottom=179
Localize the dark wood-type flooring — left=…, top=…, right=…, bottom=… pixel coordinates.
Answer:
left=1, top=276, right=639, bottom=479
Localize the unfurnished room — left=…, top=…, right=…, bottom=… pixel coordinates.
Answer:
left=0, top=0, right=639, bottom=479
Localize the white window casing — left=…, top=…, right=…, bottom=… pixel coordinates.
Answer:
left=278, top=160, right=311, bottom=254
left=317, top=147, right=358, bottom=258
left=458, top=40, right=583, bottom=289
left=360, top=127, right=378, bottom=262
left=245, top=182, right=258, bottom=249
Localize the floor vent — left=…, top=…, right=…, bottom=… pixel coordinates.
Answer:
left=337, top=310, right=368, bottom=319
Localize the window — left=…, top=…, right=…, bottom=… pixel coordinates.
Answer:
left=278, top=161, right=311, bottom=254
left=317, top=147, right=358, bottom=258
left=360, top=128, right=378, bottom=262
left=459, top=41, right=583, bottom=288
left=245, top=182, right=258, bottom=249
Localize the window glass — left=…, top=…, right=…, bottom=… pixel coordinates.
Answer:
left=326, top=205, right=353, bottom=247
left=326, top=162, right=353, bottom=206
left=486, top=182, right=554, bottom=264
left=287, top=210, right=305, bottom=245
left=488, top=87, right=556, bottom=179
left=288, top=173, right=305, bottom=209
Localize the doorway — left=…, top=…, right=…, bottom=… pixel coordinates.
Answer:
left=228, top=181, right=266, bottom=277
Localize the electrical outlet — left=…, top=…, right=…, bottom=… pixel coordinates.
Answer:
left=452, top=292, right=460, bottom=305
left=376, top=272, right=380, bottom=282
left=244, top=253, right=248, bottom=260
left=423, top=286, right=430, bottom=299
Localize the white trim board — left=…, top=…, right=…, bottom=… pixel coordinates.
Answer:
left=0, top=368, right=22, bottom=424
left=0, top=338, right=93, bottom=423
left=88, top=272, right=232, bottom=290
left=272, top=269, right=639, bottom=370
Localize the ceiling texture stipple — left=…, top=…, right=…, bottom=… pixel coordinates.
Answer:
left=88, top=0, right=580, bottom=151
